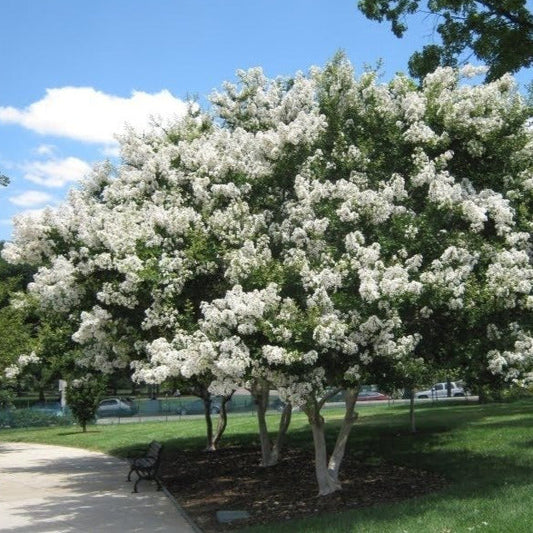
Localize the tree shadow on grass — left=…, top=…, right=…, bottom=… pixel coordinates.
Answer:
left=468, top=416, right=533, bottom=430
left=103, top=402, right=533, bottom=532
left=104, top=400, right=533, bottom=532
left=56, top=430, right=102, bottom=436
left=150, top=429, right=532, bottom=532
left=235, top=407, right=533, bottom=532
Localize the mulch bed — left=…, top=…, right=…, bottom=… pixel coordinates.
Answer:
left=159, top=446, right=445, bottom=532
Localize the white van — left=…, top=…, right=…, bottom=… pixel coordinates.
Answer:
left=415, top=382, right=465, bottom=399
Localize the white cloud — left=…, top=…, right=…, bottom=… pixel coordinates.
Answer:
left=35, top=144, right=57, bottom=156
left=22, top=156, right=92, bottom=188
left=9, top=190, right=54, bottom=207
left=100, top=144, right=121, bottom=158
left=0, top=87, right=188, bottom=144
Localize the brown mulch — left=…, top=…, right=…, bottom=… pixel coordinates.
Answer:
left=159, top=446, right=445, bottom=532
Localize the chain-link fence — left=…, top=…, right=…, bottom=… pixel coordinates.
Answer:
left=0, top=386, right=474, bottom=429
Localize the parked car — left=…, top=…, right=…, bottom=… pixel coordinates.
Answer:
left=323, top=388, right=390, bottom=403
left=357, top=391, right=390, bottom=401
left=96, top=397, right=137, bottom=417
left=31, top=402, right=65, bottom=417
left=415, top=382, right=465, bottom=399
left=176, top=397, right=231, bottom=415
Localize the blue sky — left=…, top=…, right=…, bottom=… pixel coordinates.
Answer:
left=1, top=0, right=531, bottom=242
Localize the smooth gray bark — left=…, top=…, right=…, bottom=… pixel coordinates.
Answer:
left=305, top=388, right=358, bottom=496
left=252, top=379, right=292, bottom=467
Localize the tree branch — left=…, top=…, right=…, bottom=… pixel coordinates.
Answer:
left=475, top=0, right=533, bottom=31
left=318, top=387, right=343, bottom=410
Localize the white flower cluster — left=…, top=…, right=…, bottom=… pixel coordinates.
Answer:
left=486, top=249, right=533, bottom=308
left=343, top=234, right=423, bottom=303
left=4, top=352, right=40, bottom=380
left=487, top=330, right=533, bottom=383
left=420, top=247, right=480, bottom=309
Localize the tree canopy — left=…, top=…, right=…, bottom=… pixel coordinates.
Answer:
left=3, top=56, right=532, bottom=495
left=358, top=1, right=533, bottom=81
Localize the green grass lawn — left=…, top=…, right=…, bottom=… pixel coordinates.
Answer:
left=1, top=400, right=532, bottom=532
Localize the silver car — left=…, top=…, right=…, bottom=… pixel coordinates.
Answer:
left=96, top=398, right=137, bottom=417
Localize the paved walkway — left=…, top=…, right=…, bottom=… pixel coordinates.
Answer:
left=0, top=442, right=198, bottom=533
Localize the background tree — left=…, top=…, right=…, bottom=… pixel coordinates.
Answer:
left=357, top=1, right=533, bottom=81
left=0, top=241, right=34, bottom=402
left=370, top=355, right=433, bottom=433
left=66, top=374, right=106, bottom=432
left=1, top=241, right=77, bottom=403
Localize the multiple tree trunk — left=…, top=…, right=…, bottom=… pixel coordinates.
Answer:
left=304, top=388, right=359, bottom=495
left=199, top=379, right=364, bottom=496
left=252, top=379, right=292, bottom=467
left=202, top=394, right=231, bottom=452
left=190, top=382, right=233, bottom=451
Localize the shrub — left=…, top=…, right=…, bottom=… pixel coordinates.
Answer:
left=66, top=376, right=106, bottom=432
left=0, top=407, right=72, bottom=428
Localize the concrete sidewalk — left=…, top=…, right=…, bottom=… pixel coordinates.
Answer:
left=0, top=442, right=198, bottom=532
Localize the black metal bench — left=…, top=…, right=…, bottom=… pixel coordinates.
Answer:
left=126, top=440, right=163, bottom=493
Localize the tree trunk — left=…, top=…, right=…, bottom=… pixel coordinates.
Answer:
left=253, top=380, right=276, bottom=466
left=210, top=394, right=233, bottom=450
left=307, top=405, right=341, bottom=495
left=252, top=379, right=292, bottom=467
left=189, top=382, right=226, bottom=452
left=272, top=402, right=292, bottom=462
left=304, top=388, right=358, bottom=496
left=478, top=386, right=489, bottom=404
left=202, top=396, right=215, bottom=451
left=409, top=391, right=416, bottom=434
left=327, top=389, right=358, bottom=483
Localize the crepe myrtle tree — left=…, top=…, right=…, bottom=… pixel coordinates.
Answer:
left=242, top=58, right=531, bottom=493
left=0, top=109, right=241, bottom=449
left=130, top=66, right=349, bottom=466
left=4, top=55, right=533, bottom=495
left=140, top=56, right=532, bottom=495
left=2, top=86, right=324, bottom=450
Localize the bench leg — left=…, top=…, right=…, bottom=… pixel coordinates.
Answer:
left=131, top=471, right=160, bottom=493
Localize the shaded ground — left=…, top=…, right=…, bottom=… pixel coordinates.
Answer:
left=160, top=446, right=445, bottom=532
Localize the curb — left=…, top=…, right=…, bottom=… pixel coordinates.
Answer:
left=161, top=482, right=204, bottom=533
